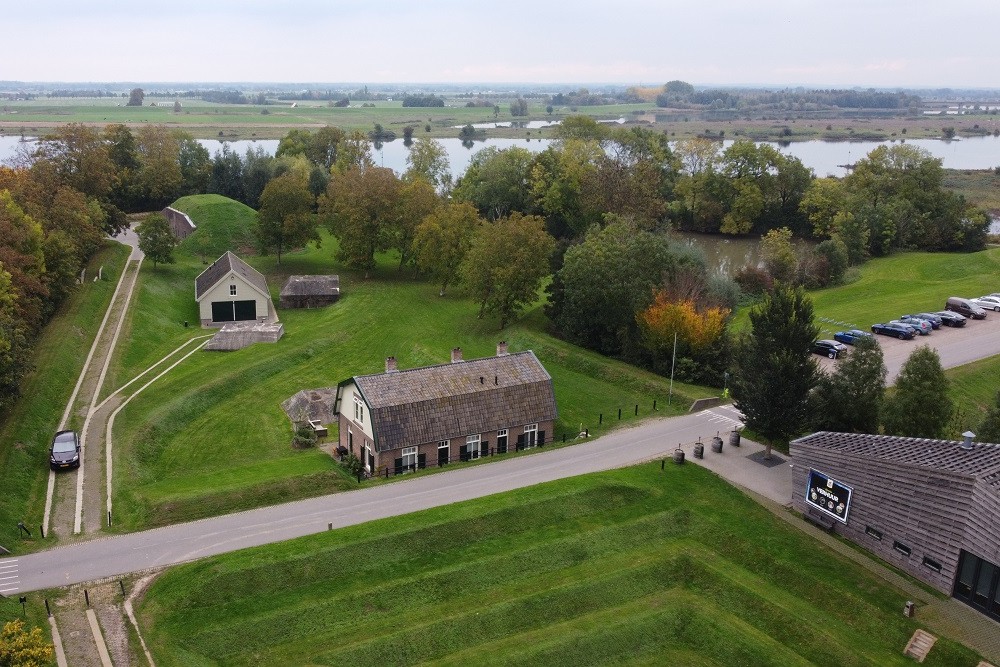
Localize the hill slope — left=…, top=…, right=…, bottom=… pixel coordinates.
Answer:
left=174, top=194, right=257, bottom=259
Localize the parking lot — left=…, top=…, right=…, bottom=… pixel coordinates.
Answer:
left=816, top=310, right=1000, bottom=383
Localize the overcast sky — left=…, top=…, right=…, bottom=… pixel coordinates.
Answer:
left=8, top=0, right=999, bottom=88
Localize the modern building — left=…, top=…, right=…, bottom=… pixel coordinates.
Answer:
left=790, top=431, right=1000, bottom=622
left=195, top=251, right=274, bottom=327
left=335, top=344, right=558, bottom=476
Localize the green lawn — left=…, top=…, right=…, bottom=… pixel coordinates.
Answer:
left=136, top=463, right=982, bottom=666
left=947, top=355, right=1000, bottom=426
left=105, top=196, right=713, bottom=532
left=733, top=247, right=1000, bottom=337
left=0, top=243, right=129, bottom=549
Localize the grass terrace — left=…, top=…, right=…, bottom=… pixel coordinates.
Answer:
left=137, top=463, right=983, bottom=666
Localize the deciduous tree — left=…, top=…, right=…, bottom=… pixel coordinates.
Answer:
left=320, top=166, right=401, bottom=276
left=136, top=212, right=177, bottom=268
left=459, top=212, right=554, bottom=328
left=0, top=618, right=53, bottom=667
left=256, top=173, right=316, bottom=264
left=730, top=284, right=819, bottom=457
left=404, top=138, right=451, bottom=191
left=413, top=201, right=481, bottom=296
left=760, top=226, right=797, bottom=283
left=127, top=87, right=145, bottom=106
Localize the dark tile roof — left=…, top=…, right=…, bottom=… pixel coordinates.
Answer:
left=195, top=251, right=269, bottom=300
left=352, top=351, right=558, bottom=452
left=280, top=275, right=340, bottom=297
left=793, top=431, right=1000, bottom=480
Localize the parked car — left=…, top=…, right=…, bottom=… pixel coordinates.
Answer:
left=890, top=319, right=930, bottom=335
left=903, top=313, right=942, bottom=329
left=49, top=430, right=81, bottom=470
left=972, top=296, right=1000, bottom=312
left=945, top=297, right=987, bottom=320
left=871, top=322, right=915, bottom=340
left=935, top=310, right=967, bottom=327
left=833, top=329, right=874, bottom=345
left=813, top=339, right=848, bottom=359
left=897, top=315, right=935, bottom=333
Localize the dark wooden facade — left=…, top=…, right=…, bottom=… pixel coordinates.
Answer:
left=791, top=432, right=1000, bottom=621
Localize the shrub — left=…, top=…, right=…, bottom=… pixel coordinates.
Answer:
left=292, top=424, right=317, bottom=449
left=733, top=265, right=773, bottom=295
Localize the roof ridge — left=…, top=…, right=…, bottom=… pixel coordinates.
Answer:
left=355, top=350, right=535, bottom=380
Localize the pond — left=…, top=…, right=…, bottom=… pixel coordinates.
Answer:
left=671, top=232, right=761, bottom=276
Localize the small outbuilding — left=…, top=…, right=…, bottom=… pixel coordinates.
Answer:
left=279, top=275, right=340, bottom=309
left=195, top=251, right=275, bottom=327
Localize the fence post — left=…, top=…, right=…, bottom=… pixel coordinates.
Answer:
left=618, top=408, right=622, bottom=420
left=599, top=413, right=603, bottom=424
left=635, top=404, right=638, bottom=416
left=653, top=399, right=657, bottom=411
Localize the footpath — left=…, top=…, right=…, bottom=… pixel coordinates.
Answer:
left=677, top=430, right=1000, bottom=665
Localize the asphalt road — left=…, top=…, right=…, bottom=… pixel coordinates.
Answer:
left=3, top=406, right=745, bottom=593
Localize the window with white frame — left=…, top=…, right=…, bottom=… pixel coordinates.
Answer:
left=363, top=443, right=372, bottom=471
left=497, top=429, right=508, bottom=452
left=524, top=423, right=538, bottom=447
left=438, top=440, right=450, bottom=462
left=402, top=446, right=417, bottom=471
left=354, top=396, right=364, bottom=423
left=229, top=284, right=237, bottom=296
left=466, top=434, right=481, bottom=460
left=348, top=428, right=354, bottom=453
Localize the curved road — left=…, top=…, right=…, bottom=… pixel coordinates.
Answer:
left=7, top=406, right=745, bottom=593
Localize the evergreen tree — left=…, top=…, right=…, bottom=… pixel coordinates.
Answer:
left=810, top=335, right=886, bottom=433
left=882, top=345, right=952, bottom=438
left=731, top=284, right=819, bottom=457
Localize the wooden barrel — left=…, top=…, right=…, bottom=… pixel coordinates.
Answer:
left=729, top=430, right=741, bottom=447
left=711, top=435, right=723, bottom=453
left=673, top=448, right=685, bottom=465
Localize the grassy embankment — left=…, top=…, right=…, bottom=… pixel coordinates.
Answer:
left=0, top=243, right=129, bottom=550
left=136, top=462, right=982, bottom=666
left=105, top=195, right=713, bottom=532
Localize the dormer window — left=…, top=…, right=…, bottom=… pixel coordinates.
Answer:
left=230, top=284, right=237, bottom=296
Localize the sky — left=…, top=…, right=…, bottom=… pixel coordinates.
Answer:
left=7, top=0, right=1000, bottom=88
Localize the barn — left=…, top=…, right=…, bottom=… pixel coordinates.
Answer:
left=195, top=251, right=275, bottom=327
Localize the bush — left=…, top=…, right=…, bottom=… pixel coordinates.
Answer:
left=292, top=424, right=317, bottom=449
left=733, top=265, right=773, bottom=295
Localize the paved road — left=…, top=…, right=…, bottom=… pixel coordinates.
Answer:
left=4, top=406, right=746, bottom=593
left=817, top=312, right=1000, bottom=382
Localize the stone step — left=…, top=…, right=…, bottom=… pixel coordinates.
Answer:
left=903, top=629, right=937, bottom=663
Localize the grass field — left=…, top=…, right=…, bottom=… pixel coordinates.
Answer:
left=0, top=243, right=130, bottom=549
left=136, top=462, right=982, bottom=666
left=947, top=355, right=1000, bottom=426
left=105, top=196, right=713, bottom=532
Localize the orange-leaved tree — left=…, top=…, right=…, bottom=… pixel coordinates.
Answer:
left=637, top=291, right=729, bottom=356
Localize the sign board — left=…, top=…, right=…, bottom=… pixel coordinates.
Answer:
left=805, top=469, right=852, bottom=523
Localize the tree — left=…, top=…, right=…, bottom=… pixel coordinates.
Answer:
left=136, top=213, right=177, bottom=268
left=800, top=177, right=846, bottom=238
left=256, top=173, right=316, bottom=264
left=413, top=201, right=481, bottom=296
left=0, top=263, right=31, bottom=413
left=173, top=100, right=182, bottom=112
left=127, top=87, right=145, bottom=107
left=319, top=166, right=402, bottom=276
left=452, top=146, right=535, bottom=220
left=975, top=391, right=1000, bottom=444
left=809, top=335, right=886, bottom=433
left=882, top=345, right=952, bottom=439
left=0, top=618, right=53, bottom=667
left=459, top=212, right=555, bottom=328
left=759, top=226, right=797, bottom=283
left=404, top=138, right=451, bottom=191
left=509, top=98, right=528, bottom=116
left=730, top=284, right=819, bottom=457
left=135, top=125, right=182, bottom=208
left=177, top=136, right=212, bottom=196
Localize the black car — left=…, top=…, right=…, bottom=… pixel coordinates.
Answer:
left=50, top=430, right=81, bottom=470
left=812, top=339, right=848, bottom=359
left=871, top=322, right=915, bottom=340
left=934, top=310, right=967, bottom=327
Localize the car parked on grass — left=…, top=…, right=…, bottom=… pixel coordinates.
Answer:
left=935, top=310, right=967, bottom=327
left=946, top=297, right=987, bottom=320
left=812, top=339, right=848, bottom=359
left=897, top=315, right=935, bottom=333
left=871, top=322, right=915, bottom=340
left=972, top=296, right=1000, bottom=312
left=891, top=319, right=930, bottom=335
left=902, top=313, right=942, bottom=329
left=833, top=329, right=874, bottom=345
left=49, top=430, right=81, bottom=470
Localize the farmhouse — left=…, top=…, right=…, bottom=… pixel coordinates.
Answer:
left=279, top=275, right=340, bottom=309
left=195, top=251, right=275, bottom=327
left=790, top=431, right=1000, bottom=622
left=335, top=343, right=557, bottom=476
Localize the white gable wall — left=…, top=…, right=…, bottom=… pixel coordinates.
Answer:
left=197, top=270, right=270, bottom=326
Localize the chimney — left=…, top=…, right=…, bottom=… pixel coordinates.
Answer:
left=961, top=431, right=975, bottom=450
left=497, top=341, right=508, bottom=356
left=385, top=356, right=397, bottom=373
left=451, top=347, right=463, bottom=363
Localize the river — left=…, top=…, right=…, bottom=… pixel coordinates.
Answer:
left=2, top=134, right=999, bottom=180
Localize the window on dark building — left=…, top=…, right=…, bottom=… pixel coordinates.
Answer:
left=922, top=556, right=942, bottom=573
left=893, top=541, right=911, bottom=557
left=865, top=526, right=883, bottom=541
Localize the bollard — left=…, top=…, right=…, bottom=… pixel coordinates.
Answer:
left=39, top=525, right=44, bottom=539
left=108, top=511, right=112, bottom=527
left=673, top=448, right=685, bottom=465
left=599, top=413, right=603, bottom=424
left=618, top=408, right=622, bottom=420
left=562, top=433, right=566, bottom=443
left=635, top=404, right=638, bottom=416
left=328, top=523, right=333, bottom=531
left=184, top=320, right=189, bottom=328
left=585, top=429, right=589, bottom=437
left=653, top=399, right=657, bottom=411
left=661, top=459, right=665, bottom=470
left=119, top=580, right=126, bottom=596
left=45, top=599, right=51, bottom=617
left=84, top=590, right=90, bottom=607
left=903, top=601, right=914, bottom=618
left=694, top=440, right=704, bottom=459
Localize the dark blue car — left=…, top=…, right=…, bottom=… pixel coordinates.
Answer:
left=833, top=329, right=874, bottom=345
left=871, top=322, right=915, bottom=340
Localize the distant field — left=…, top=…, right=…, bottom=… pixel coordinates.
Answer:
left=137, top=463, right=981, bottom=666
left=942, top=168, right=1000, bottom=215
left=105, top=195, right=713, bottom=531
